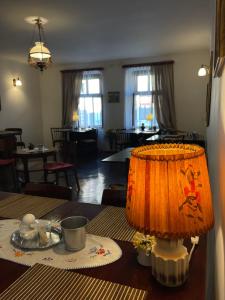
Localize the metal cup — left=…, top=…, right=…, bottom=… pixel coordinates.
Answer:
left=60, top=216, right=88, bottom=251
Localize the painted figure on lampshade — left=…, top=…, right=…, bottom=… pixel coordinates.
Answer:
left=179, top=164, right=203, bottom=223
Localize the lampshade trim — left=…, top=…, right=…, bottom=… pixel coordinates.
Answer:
left=131, top=144, right=205, bottom=161
left=126, top=218, right=214, bottom=239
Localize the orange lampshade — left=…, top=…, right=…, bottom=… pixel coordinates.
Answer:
left=126, top=144, right=214, bottom=239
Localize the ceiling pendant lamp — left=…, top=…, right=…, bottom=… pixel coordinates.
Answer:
left=28, top=17, right=52, bottom=71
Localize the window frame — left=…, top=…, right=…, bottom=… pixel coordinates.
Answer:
left=79, top=72, right=103, bottom=128
left=132, top=71, right=158, bottom=129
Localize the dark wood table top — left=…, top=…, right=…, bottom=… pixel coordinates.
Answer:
left=0, top=192, right=206, bottom=300
left=14, top=148, right=56, bottom=158
left=57, top=128, right=94, bottom=133
left=101, top=147, right=133, bottom=163
left=146, top=134, right=205, bottom=147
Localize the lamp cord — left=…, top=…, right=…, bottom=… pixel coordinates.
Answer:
left=188, top=236, right=199, bottom=263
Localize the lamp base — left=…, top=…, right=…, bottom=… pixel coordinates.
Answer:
left=151, top=238, right=189, bottom=287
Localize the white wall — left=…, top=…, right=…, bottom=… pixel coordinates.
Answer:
left=174, top=51, right=209, bottom=133
left=40, top=50, right=210, bottom=147
left=207, top=68, right=225, bottom=300
left=0, top=58, right=43, bottom=145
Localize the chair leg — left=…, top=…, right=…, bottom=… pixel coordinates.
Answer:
left=44, top=170, right=48, bottom=182
left=11, top=164, right=19, bottom=192
left=73, top=169, right=80, bottom=192
left=55, top=172, right=59, bottom=185
left=64, top=171, right=69, bottom=186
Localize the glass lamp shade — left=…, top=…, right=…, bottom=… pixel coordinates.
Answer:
left=13, top=78, right=22, bottom=87
left=126, top=144, right=214, bottom=239
left=16, top=78, right=22, bottom=86
left=198, top=65, right=209, bottom=77
left=28, top=42, right=52, bottom=71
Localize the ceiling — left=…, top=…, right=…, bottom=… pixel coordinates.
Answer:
left=0, top=0, right=212, bottom=64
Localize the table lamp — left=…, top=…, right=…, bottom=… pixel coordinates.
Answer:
left=126, top=144, right=214, bottom=287
left=72, top=111, right=79, bottom=128
left=146, top=113, right=153, bottom=129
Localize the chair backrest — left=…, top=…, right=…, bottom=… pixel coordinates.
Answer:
left=101, top=189, right=127, bottom=207
left=60, top=141, right=78, bottom=163
left=115, top=130, right=131, bottom=149
left=50, top=128, right=65, bottom=146
left=24, top=182, right=73, bottom=200
left=5, top=128, right=23, bottom=142
left=163, top=134, right=185, bottom=142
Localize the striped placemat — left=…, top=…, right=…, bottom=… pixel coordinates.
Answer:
left=0, top=194, right=67, bottom=219
left=0, top=263, right=148, bottom=300
left=86, top=206, right=136, bottom=242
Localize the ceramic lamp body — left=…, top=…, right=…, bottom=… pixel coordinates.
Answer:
left=151, top=238, right=189, bottom=287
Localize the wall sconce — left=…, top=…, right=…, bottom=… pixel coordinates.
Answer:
left=13, top=77, right=22, bottom=87
left=198, top=65, right=210, bottom=77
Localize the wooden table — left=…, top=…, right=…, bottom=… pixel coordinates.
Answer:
left=101, top=147, right=133, bottom=163
left=15, top=149, right=56, bottom=183
left=146, top=134, right=206, bottom=147
left=101, top=148, right=133, bottom=180
left=0, top=192, right=207, bottom=300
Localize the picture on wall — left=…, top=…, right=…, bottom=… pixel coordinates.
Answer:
left=108, top=91, right=120, bottom=103
left=214, top=0, right=225, bottom=77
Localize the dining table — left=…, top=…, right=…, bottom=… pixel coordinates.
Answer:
left=0, top=191, right=207, bottom=300
left=15, top=148, right=56, bottom=183
left=101, top=147, right=133, bottom=163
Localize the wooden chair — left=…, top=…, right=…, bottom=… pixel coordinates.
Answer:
left=101, top=188, right=127, bottom=207
left=44, top=141, right=80, bottom=192
left=5, top=128, right=25, bottom=148
left=0, top=158, right=18, bottom=192
left=24, top=182, right=73, bottom=200
left=70, top=129, right=98, bottom=156
left=115, top=130, right=131, bottom=151
left=50, top=128, right=66, bottom=147
left=163, top=134, right=185, bottom=142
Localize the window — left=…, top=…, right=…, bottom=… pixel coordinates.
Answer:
left=78, top=71, right=103, bottom=128
left=124, top=67, right=158, bottom=129
left=134, top=71, right=158, bottom=129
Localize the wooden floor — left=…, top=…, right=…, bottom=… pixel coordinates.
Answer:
left=0, top=152, right=127, bottom=205
left=76, top=153, right=127, bottom=204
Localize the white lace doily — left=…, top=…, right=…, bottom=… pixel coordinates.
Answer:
left=0, top=219, right=122, bottom=270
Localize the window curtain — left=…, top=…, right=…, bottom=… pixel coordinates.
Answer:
left=151, top=63, right=176, bottom=130
left=124, top=68, right=136, bottom=129
left=62, top=71, right=83, bottom=127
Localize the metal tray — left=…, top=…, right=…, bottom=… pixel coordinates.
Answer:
left=11, top=228, right=62, bottom=250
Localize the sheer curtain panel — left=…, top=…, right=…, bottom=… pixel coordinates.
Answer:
left=151, top=63, right=176, bottom=130
left=124, top=67, right=136, bottom=129
left=62, top=71, right=83, bottom=127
